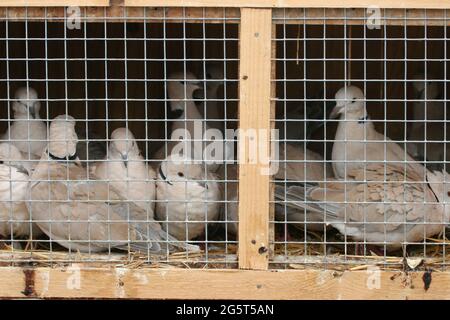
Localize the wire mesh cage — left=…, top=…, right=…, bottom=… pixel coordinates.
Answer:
left=0, top=2, right=448, bottom=299
left=272, top=8, right=450, bottom=270
left=0, top=6, right=240, bottom=268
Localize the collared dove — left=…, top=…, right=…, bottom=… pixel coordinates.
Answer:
left=155, top=154, right=222, bottom=241
left=154, top=71, right=225, bottom=172
left=275, top=163, right=447, bottom=249
left=94, top=127, right=156, bottom=218
left=0, top=143, right=41, bottom=238
left=330, top=85, right=424, bottom=179
left=3, top=87, right=47, bottom=168
left=274, top=143, right=334, bottom=232
left=407, top=75, right=448, bottom=171
left=29, top=115, right=198, bottom=253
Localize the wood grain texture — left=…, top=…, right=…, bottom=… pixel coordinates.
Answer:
left=0, top=267, right=447, bottom=299
left=238, top=8, right=272, bottom=270
left=273, top=8, right=450, bottom=26
left=0, top=0, right=109, bottom=6
left=0, top=7, right=447, bottom=25
left=124, top=0, right=450, bottom=9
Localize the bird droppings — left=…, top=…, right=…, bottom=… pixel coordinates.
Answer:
left=254, top=32, right=259, bottom=37
left=256, top=284, right=262, bottom=289
left=251, top=240, right=256, bottom=245
left=423, top=270, right=432, bottom=291
left=22, top=269, right=36, bottom=297
left=242, top=75, right=248, bottom=80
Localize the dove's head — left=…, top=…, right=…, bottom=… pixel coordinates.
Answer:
left=48, top=115, right=78, bottom=160
left=412, top=73, right=440, bottom=99
left=330, top=85, right=365, bottom=119
left=109, top=127, right=140, bottom=165
left=12, top=87, right=41, bottom=119
left=159, top=154, right=209, bottom=188
left=167, top=71, right=204, bottom=117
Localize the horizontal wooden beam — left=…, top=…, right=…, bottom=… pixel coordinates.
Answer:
left=0, top=0, right=109, bottom=6
left=124, top=0, right=450, bottom=9
left=0, top=7, right=447, bottom=26
left=0, top=267, right=448, bottom=299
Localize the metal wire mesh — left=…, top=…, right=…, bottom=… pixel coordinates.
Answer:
left=0, top=7, right=239, bottom=267
left=271, top=8, right=450, bottom=270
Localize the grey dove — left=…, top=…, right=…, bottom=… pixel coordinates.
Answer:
left=331, top=85, right=424, bottom=179
left=94, top=127, right=156, bottom=218
left=275, top=163, right=447, bottom=249
left=156, top=154, right=222, bottom=241
left=3, top=87, right=47, bottom=169
left=154, top=71, right=225, bottom=172
left=29, top=115, right=198, bottom=253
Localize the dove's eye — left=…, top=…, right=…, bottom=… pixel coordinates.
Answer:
left=447, top=191, right=450, bottom=197
left=178, top=172, right=184, bottom=177
left=0, top=161, right=3, bottom=165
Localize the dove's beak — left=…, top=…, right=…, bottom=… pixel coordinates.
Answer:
left=121, top=153, right=128, bottom=168
left=28, top=105, right=36, bottom=119
left=329, top=104, right=344, bottom=119
left=197, top=180, right=208, bottom=189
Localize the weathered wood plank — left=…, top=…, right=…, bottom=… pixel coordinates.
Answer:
left=238, top=8, right=272, bottom=270
left=0, top=267, right=446, bottom=299
left=125, top=0, right=450, bottom=9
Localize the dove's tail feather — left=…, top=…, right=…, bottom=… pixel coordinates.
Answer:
left=130, top=222, right=201, bottom=254
left=274, top=182, right=341, bottom=219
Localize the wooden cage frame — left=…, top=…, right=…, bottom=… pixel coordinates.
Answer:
left=0, top=0, right=449, bottom=300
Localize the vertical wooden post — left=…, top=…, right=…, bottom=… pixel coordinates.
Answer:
left=238, top=8, right=272, bottom=270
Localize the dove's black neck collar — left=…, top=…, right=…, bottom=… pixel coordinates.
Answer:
left=49, top=152, right=77, bottom=162
left=426, top=175, right=440, bottom=203
left=358, top=114, right=370, bottom=124
left=159, top=166, right=173, bottom=185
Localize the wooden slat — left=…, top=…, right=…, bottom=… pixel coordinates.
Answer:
left=0, top=267, right=447, bottom=299
left=273, top=8, right=450, bottom=26
left=238, top=8, right=272, bottom=270
left=124, top=0, right=450, bottom=9
left=0, top=7, right=447, bottom=25
left=0, top=0, right=109, bottom=6
left=269, top=25, right=277, bottom=258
